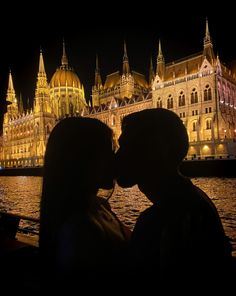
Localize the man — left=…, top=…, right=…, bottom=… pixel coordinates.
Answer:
left=115, top=108, right=233, bottom=288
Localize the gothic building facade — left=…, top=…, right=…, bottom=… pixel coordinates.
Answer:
left=0, top=20, right=236, bottom=168
left=0, top=44, right=87, bottom=167
left=151, top=20, right=236, bottom=158
left=88, top=20, right=236, bottom=158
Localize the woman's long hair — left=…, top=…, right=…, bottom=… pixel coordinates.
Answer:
left=39, top=117, right=114, bottom=259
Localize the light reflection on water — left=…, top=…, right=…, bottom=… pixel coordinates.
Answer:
left=0, top=176, right=236, bottom=253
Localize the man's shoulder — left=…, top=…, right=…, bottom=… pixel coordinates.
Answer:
left=136, top=204, right=160, bottom=223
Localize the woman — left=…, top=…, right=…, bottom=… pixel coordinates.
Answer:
left=39, top=117, right=130, bottom=291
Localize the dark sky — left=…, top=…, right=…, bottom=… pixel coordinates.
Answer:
left=0, top=4, right=235, bottom=109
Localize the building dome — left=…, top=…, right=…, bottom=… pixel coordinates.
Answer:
left=50, top=67, right=82, bottom=88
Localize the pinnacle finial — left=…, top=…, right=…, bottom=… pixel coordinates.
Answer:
left=204, top=17, right=211, bottom=44
left=61, top=39, right=68, bottom=67
left=123, top=40, right=130, bottom=74
left=96, top=54, right=99, bottom=70
left=39, top=49, right=46, bottom=73
left=158, top=39, right=163, bottom=57
left=124, top=40, right=128, bottom=58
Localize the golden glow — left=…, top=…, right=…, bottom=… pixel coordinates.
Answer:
left=203, top=145, right=210, bottom=151
left=50, top=68, right=82, bottom=88
left=103, top=72, right=120, bottom=89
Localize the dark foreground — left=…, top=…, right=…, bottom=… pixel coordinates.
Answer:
left=1, top=205, right=236, bottom=293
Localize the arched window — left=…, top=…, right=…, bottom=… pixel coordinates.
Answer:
left=167, top=98, right=170, bottom=109
left=191, top=88, right=198, bottom=104
left=208, top=88, right=212, bottom=100
left=61, top=102, right=66, bottom=117
left=167, top=95, right=173, bottom=109
left=157, top=97, right=162, bottom=108
left=204, top=84, right=212, bottom=101
left=206, top=119, right=212, bottom=130
left=178, top=91, right=185, bottom=106
left=69, top=102, right=74, bottom=115
left=193, top=121, right=197, bottom=131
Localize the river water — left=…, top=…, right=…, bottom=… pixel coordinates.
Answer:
left=0, top=176, right=236, bottom=255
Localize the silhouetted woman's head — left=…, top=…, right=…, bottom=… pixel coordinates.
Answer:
left=116, top=108, right=189, bottom=188
left=42, top=117, right=114, bottom=210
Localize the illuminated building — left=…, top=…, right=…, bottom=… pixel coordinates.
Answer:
left=88, top=19, right=236, bottom=158
left=151, top=20, right=236, bottom=158
left=0, top=44, right=86, bottom=167
left=0, top=20, right=236, bottom=168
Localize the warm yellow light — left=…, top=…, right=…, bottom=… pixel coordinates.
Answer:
left=203, top=145, right=209, bottom=151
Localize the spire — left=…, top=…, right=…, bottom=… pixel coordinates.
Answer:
left=149, top=56, right=155, bottom=86
left=35, top=49, right=48, bottom=97
left=6, top=69, right=18, bottom=115
left=204, top=18, right=211, bottom=45
left=8, top=69, right=14, bottom=92
left=156, top=39, right=165, bottom=80
left=35, top=49, right=50, bottom=113
left=203, top=18, right=215, bottom=64
left=157, top=39, right=164, bottom=61
left=61, top=39, right=69, bottom=68
left=122, top=41, right=130, bottom=75
left=39, top=48, right=46, bottom=74
left=6, top=70, right=16, bottom=104
left=94, top=54, right=102, bottom=88
left=27, top=97, right=30, bottom=110
left=216, top=53, right=222, bottom=75
left=18, top=93, right=24, bottom=114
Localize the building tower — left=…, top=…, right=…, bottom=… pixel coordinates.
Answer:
left=33, top=49, right=55, bottom=164
left=4, top=70, right=18, bottom=120
left=92, top=41, right=149, bottom=106
left=50, top=41, right=87, bottom=118
left=156, top=39, right=165, bottom=81
left=203, top=18, right=215, bottom=64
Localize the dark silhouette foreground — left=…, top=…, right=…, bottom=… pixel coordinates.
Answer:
left=40, top=117, right=130, bottom=292
left=115, top=108, right=235, bottom=290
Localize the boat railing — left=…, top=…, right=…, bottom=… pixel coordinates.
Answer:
left=0, top=210, right=39, bottom=240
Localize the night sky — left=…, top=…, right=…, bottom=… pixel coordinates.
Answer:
left=0, top=4, right=235, bottom=109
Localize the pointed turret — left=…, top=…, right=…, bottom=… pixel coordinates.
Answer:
left=27, top=97, right=31, bottom=110
left=122, top=41, right=130, bottom=75
left=36, top=49, right=48, bottom=91
left=204, top=18, right=211, bottom=44
left=5, top=70, right=18, bottom=117
left=94, top=55, right=103, bottom=88
left=156, top=39, right=165, bottom=80
left=35, top=49, right=50, bottom=113
left=61, top=40, right=69, bottom=68
left=216, top=53, right=222, bottom=75
left=149, top=56, right=155, bottom=86
left=39, top=48, right=46, bottom=74
left=7, top=70, right=16, bottom=104
left=18, top=93, right=24, bottom=114
left=203, top=18, right=215, bottom=64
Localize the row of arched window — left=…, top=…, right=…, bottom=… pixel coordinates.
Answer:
left=156, top=85, right=212, bottom=109
left=192, top=119, right=212, bottom=132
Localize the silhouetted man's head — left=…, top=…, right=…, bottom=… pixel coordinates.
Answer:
left=115, top=108, right=189, bottom=188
